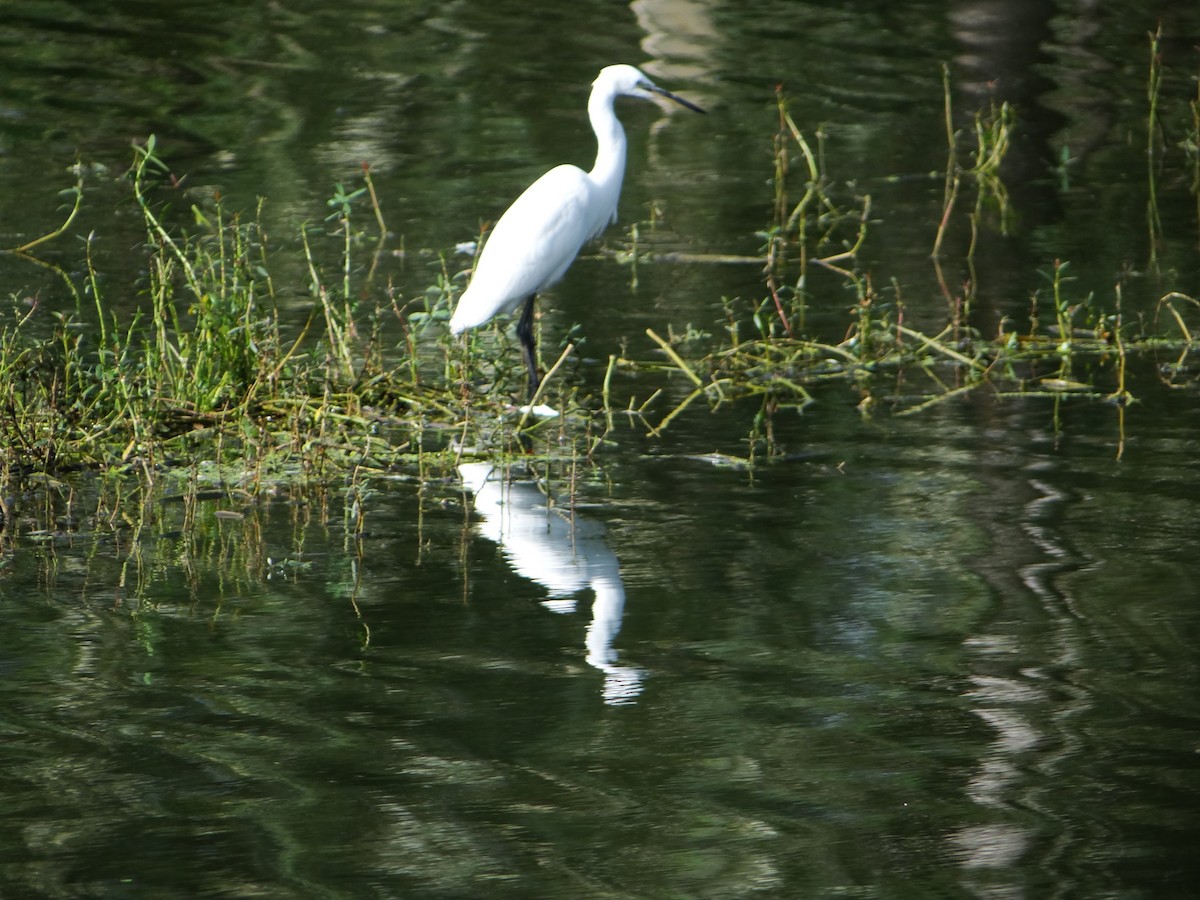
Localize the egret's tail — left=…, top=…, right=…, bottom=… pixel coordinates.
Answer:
left=448, top=293, right=475, bottom=335
left=448, top=282, right=518, bottom=335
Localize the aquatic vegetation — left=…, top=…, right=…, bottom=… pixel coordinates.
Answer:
left=0, top=137, right=610, bottom=548
left=2, top=139, right=510, bottom=478
left=636, top=73, right=1200, bottom=461
left=2, top=41, right=1199, bottom=543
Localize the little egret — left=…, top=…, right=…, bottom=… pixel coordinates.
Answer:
left=449, top=64, right=704, bottom=397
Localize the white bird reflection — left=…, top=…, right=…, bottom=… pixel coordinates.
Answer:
left=458, top=463, right=643, bottom=705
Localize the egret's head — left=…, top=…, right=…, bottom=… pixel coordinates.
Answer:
left=593, top=65, right=705, bottom=114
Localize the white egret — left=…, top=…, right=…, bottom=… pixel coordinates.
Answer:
left=449, top=64, right=704, bottom=397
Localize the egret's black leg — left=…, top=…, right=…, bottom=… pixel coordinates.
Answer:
left=516, top=293, right=540, bottom=399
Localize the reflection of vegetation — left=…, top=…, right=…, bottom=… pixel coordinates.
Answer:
left=9, top=465, right=367, bottom=632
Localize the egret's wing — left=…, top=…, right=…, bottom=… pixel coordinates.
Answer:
left=450, top=165, right=599, bottom=332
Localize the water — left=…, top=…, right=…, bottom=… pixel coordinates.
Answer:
left=6, top=399, right=1199, bottom=896
left=2, top=0, right=1200, bottom=896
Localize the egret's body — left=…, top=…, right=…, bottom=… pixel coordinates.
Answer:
left=449, top=64, right=703, bottom=396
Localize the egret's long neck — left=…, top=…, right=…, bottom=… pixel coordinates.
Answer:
left=587, top=89, right=627, bottom=223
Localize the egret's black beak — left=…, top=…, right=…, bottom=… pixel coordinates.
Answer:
left=647, top=84, right=706, bottom=114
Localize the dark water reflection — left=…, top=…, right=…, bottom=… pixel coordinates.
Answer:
left=4, top=385, right=1198, bottom=895
left=2, top=0, right=1200, bottom=896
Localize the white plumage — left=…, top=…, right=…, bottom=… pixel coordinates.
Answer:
left=449, top=64, right=703, bottom=395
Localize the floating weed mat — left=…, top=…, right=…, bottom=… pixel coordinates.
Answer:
left=640, top=275, right=1200, bottom=422
left=0, top=138, right=602, bottom=486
